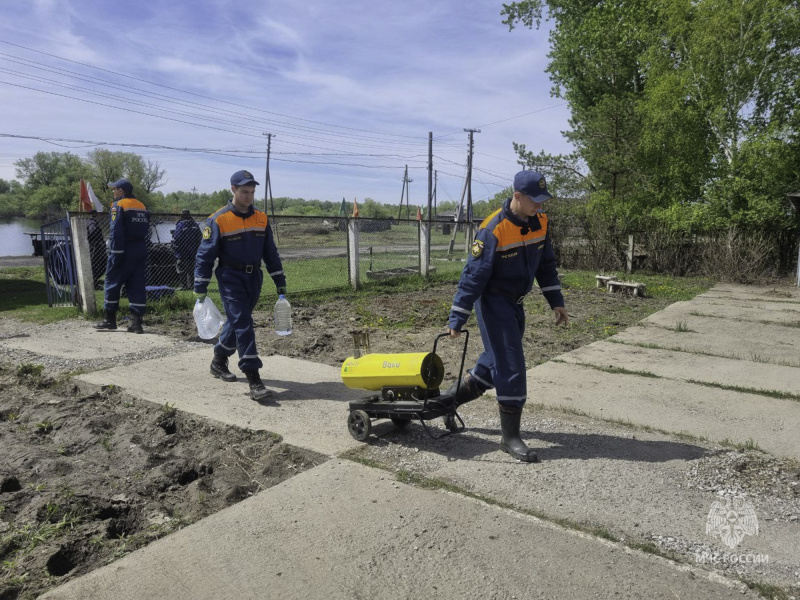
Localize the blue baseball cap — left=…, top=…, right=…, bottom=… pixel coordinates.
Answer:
left=109, top=178, right=133, bottom=194
left=513, top=170, right=552, bottom=200
left=230, top=170, right=259, bottom=186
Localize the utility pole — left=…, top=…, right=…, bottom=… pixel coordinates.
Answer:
left=433, top=170, right=438, bottom=217
left=263, top=132, right=276, bottom=241
left=427, top=132, right=433, bottom=224
left=447, top=130, right=480, bottom=254
left=463, top=128, right=480, bottom=249
left=397, top=165, right=413, bottom=220
left=263, top=132, right=274, bottom=214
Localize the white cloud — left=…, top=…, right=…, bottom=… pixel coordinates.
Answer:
left=0, top=0, right=574, bottom=204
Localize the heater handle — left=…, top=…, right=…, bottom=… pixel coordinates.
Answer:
left=427, top=330, right=470, bottom=404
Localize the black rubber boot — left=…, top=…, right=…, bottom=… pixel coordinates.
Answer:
left=127, top=314, right=144, bottom=334
left=243, top=370, right=272, bottom=401
left=499, top=405, right=540, bottom=463
left=93, top=309, right=117, bottom=331
left=444, top=374, right=486, bottom=407
left=428, top=373, right=485, bottom=411
left=210, top=353, right=237, bottom=382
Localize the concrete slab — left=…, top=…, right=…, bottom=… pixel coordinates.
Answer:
left=699, top=283, right=800, bottom=301
left=642, top=310, right=800, bottom=340
left=654, top=299, right=800, bottom=324
left=558, top=340, right=800, bottom=394
left=690, top=295, right=800, bottom=311
left=613, top=323, right=800, bottom=367
left=40, top=460, right=749, bottom=600
left=382, top=401, right=800, bottom=578
left=528, top=361, right=800, bottom=459
left=75, top=351, right=362, bottom=456
left=1, top=319, right=176, bottom=360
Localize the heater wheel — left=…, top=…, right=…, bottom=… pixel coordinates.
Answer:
left=347, top=410, right=372, bottom=441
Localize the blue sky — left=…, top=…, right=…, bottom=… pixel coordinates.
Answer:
left=0, top=0, right=573, bottom=207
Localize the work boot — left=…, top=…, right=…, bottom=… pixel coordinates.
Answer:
left=498, top=404, right=540, bottom=463
left=210, top=352, right=237, bottom=382
left=93, top=309, right=117, bottom=331
left=127, top=314, right=144, bottom=334
left=427, top=373, right=485, bottom=411
left=243, top=370, right=272, bottom=401
left=443, top=374, right=486, bottom=407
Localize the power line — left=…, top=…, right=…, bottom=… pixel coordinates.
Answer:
left=434, top=103, right=568, bottom=140
left=0, top=39, right=429, bottom=142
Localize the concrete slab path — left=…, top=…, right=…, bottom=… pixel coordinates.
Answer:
left=8, top=281, right=797, bottom=599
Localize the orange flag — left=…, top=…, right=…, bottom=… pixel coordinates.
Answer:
left=352, top=198, right=359, bottom=217
left=79, top=179, right=93, bottom=212
left=416, top=206, right=422, bottom=221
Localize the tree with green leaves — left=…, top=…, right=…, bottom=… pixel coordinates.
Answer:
left=641, top=0, right=800, bottom=228
left=14, top=152, right=89, bottom=218
left=502, top=0, right=800, bottom=232
left=86, top=149, right=166, bottom=206
left=503, top=0, right=655, bottom=228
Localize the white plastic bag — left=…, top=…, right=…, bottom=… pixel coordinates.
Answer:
left=193, top=297, right=225, bottom=340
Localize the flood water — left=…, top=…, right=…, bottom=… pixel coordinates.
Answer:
left=0, top=217, right=45, bottom=257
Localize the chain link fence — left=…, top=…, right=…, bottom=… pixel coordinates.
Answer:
left=69, top=213, right=472, bottom=313
left=59, top=209, right=800, bottom=313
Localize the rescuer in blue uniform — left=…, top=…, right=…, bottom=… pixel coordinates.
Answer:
left=437, top=170, right=569, bottom=462
left=94, top=178, right=150, bottom=334
left=194, top=170, right=287, bottom=402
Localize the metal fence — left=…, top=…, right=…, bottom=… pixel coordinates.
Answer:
left=65, top=209, right=800, bottom=314
left=41, top=218, right=77, bottom=307
left=68, top=212, right=476, bottom=313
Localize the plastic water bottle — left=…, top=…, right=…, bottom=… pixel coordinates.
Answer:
left=274, top=295, right=293, bottom=336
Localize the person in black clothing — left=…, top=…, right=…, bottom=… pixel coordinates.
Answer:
left=172, top=209, right=202, bottom=289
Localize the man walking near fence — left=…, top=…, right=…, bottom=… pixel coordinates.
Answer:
left=194, top=170, right=287, bottom=402
left=94, top=178, right=150, bottom=334
left=436, top=170, right=569, bottom=462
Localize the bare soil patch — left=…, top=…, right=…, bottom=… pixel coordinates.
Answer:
left=0, top=368, right=324, bottom=600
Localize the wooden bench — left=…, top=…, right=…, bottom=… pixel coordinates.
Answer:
left=606, top=280, right=646, bottom=297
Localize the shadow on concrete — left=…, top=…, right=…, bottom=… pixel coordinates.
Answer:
left=262, top=378, right=353, bottom=403
left=377, top=424, right=710, bottom=464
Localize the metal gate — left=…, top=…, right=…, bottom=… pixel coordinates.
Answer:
left=42, top=218, right=78, bottom=307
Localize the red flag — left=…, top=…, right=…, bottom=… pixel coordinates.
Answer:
left=416, top=206, right=422, bottom=221
left=352, top=198, right=359, bottom=218
left=79, top=179, right=93, bottom=212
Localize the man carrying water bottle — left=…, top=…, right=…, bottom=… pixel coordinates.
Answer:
left=194, top=170, right=287, bottom=402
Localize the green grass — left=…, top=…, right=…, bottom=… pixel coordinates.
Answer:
left=686, top=379, right=800, bottom=402
left=552, top=360, right=661, bottom=379
left=0, top=267, right=81, bottom=322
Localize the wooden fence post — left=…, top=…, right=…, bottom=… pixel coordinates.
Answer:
left=419, top=221, right=430, bottom=278
left=627, top=234, right=634, bottom=274
left=348, top=218, right=360, bottom=290
left=69, top=215, right=96, bottom=314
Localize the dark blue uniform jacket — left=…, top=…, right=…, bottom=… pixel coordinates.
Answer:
left=194, top=202, right=286, bottom=293
left=108, top=196, right=149, bottom=267
left=449, top=197, right=564, bottom=331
